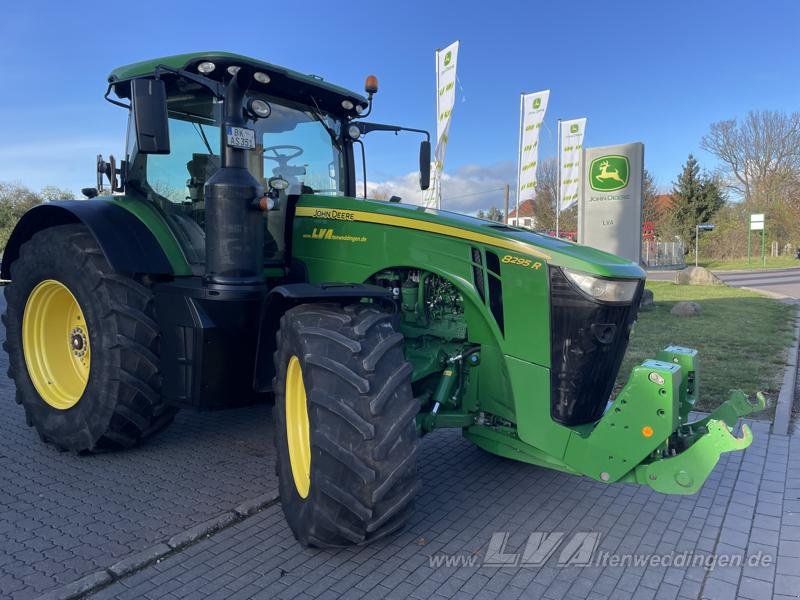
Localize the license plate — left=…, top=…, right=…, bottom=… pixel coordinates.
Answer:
left=226, top=126, right=256, bottom=150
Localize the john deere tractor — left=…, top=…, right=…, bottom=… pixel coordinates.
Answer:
left=3, top=52, right=763, bottom=547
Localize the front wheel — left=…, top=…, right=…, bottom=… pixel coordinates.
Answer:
left=273, top=302, right=420, bottom=547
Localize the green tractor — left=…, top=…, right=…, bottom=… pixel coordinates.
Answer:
left=3, top=52, right=762, bottom=547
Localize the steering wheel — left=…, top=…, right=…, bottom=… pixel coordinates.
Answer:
left=263, top=145, right=304, bottom=163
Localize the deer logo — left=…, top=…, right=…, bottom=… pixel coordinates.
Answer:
left=595, top=161, right=624, bottom=184
left=589, top=155, right=630, bottom=192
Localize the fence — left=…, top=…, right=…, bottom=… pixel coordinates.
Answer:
left=642, top=240, right=685, bottom=269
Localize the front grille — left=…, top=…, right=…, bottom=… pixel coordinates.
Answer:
left=471, top=246, right=486, bottom=303
left=549, top=267, right=642, bottom=425
left=485, top=251, right=505, bottom=335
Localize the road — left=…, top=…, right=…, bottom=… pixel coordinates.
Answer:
left=647, top=267, right=800, bottom=299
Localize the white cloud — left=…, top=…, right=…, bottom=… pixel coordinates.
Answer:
left=364, top=160, right=518, bottom=215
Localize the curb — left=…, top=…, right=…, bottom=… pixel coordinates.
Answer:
left=35, top=489, right=279, bottom=600
left=166, top=512, right=238, bottom=551
left=35, top=571, right=112, bottom=600
left=710, top=266, right=800, bottom=275
left=737, top=286, right=796, bottom=301
left=773, top=307, right=800, bottom=436
left=108, top=543, right=172, bottom=578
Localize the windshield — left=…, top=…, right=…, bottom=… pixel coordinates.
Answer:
left=127, top=88, right=347, bottom=264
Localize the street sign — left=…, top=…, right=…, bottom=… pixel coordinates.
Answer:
left=698, top=224, right=715, bottom=231
left=748, top=213, right=766, bottom=266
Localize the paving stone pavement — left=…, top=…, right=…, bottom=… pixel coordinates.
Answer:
left=0, top=288, right=278, bottom=600
left=76, top=417, right=798, bottom=600
left=2, top=279, right=800, bottom=599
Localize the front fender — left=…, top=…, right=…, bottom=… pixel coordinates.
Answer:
left=252, top=283, right=394, bottom=392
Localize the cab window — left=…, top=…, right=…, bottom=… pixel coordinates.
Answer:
left=128, top=89, right=346, bottom=265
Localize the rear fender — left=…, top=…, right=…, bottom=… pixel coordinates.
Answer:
left=1, top=201, right=174, bottom=279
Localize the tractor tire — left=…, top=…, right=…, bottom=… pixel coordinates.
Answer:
left=2, top=224, right=177, bottom=452
left=273, top=302, right=420, bottom=547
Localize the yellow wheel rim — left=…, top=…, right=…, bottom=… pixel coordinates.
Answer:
left=285, top=355, right=311, bottom=498
left=21, top=279, right=90, bottom=410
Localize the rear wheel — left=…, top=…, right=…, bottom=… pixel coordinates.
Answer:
left=3, top=224, right=177, bottom=452
left=273, top=302, right=420, bottom=547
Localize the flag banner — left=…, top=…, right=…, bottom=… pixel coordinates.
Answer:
left=516, top=90, right=550, bottom=208
left=559, top=117, right=587, bottom=210
left=425, top=40, right=459, bottom=208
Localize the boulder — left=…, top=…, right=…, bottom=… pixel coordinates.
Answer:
left=640, top=288, right=655, bottom=311
left=673, top=266, right=723, bottom=286
left=670, top=301, right=702, bottom=317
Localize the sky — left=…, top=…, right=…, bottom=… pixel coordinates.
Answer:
left=1, top=0, right=799, bottom=214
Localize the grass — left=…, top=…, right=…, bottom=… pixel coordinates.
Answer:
left=698, top=255, right=800, bottom=270
left=617, top=281, right=796, bottom=416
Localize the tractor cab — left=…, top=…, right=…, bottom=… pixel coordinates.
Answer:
left=106, top=52, right=429, bottom=272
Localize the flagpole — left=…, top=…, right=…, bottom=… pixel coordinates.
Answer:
left=556, top=118, right=562, bottom=238
left=515, top=93, right=523, bottom=225
left=434, top=48, right=441, bottom=209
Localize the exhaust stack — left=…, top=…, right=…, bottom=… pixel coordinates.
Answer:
left=203, top=70, right=264, bottom=285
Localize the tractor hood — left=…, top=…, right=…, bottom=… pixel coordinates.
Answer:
left=296, top=196, right=646, bottom=280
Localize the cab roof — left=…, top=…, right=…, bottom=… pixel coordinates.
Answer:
left=107, top=51, right=368, bottom=116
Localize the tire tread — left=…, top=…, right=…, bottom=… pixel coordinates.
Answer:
left=273, top=302, right=419, bottom=548
left=3, top=224, right=176, bottom=452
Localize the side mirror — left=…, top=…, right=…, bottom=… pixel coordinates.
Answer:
left=131, top=79, right=170, bottom=154
left=419, top=140, right=431, bottom=190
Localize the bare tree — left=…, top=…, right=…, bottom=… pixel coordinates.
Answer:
left=531, top=157, right=558, bottom=229
left=701, top=110, right=800, bottom=202
left=537, top=157, right=559, bottom=205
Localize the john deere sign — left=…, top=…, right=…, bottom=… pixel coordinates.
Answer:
left=578, top=143, right=644, bottom=264
left=589, top=155, right=629, bottom=192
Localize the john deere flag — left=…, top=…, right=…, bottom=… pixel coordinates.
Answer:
left=425, top=40, right=459, bottom=208
left=559, top=117, right=587, bottom=210
left=516, top=90, right=550, bottom=213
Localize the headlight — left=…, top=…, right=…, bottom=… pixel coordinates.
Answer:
left=268, top=176, right=289, bottom=191
left=347, top=124, right=361, bottom=139
left=197, top=61, right=216, bottom=74
left=248, top=98, right=271, bottom=119
left=562, top=268, right=640, bottom=304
